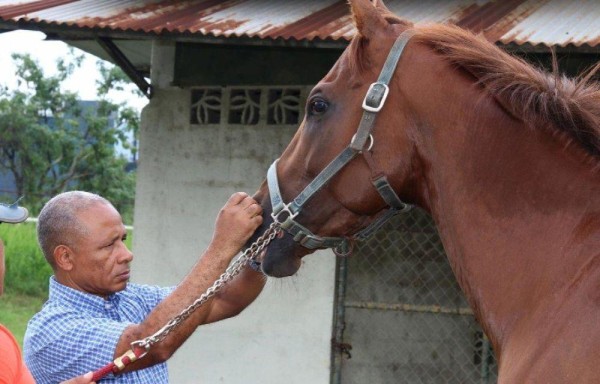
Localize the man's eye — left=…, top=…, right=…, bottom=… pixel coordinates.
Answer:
left=309, top=98, right=329, bottom=115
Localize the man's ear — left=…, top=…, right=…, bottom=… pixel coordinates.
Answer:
left=54, top=245, right=74, bottom=271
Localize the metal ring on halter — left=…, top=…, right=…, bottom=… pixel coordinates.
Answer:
left=351, top=134, right=374, bottom=152
left=333, top=239, right=355, bottom=258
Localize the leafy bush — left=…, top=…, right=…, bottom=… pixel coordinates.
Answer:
left=1, top=221, right=51, bottom=297
left=0, top=53, right=139, bottom=218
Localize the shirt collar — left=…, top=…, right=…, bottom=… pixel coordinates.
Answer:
left=48, top=276, right=121, bottom=312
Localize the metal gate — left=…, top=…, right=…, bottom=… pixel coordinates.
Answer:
left=331, top=207, right=498, bottom=384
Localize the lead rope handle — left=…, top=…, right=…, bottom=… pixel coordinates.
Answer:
left=91, top=223, right=281, bottom=381
left=91, top=345, right=149, bottom=381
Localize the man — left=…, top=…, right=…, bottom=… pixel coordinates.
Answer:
left=0, top=199, right=95, bottom=384
left=24, top=190, right=265, bottom=383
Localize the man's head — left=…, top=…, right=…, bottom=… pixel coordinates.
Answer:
left=38, top=191, right=133, bottom=297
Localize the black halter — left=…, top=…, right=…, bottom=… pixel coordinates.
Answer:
left=267, top=30, right=415, bottom=255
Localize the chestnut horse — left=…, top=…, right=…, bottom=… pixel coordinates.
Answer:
left=250, top=0, right=600, bottom=382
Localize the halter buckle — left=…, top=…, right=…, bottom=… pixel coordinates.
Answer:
left=362, top=82, right=389, bottom=113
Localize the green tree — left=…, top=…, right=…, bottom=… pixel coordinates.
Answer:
left=0, top=51, right=140, bottom=223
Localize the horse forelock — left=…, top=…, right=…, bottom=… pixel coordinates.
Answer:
left=411, top=24, right=600, bottom=158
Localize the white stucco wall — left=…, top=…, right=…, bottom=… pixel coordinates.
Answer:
left=131, top=41, right=337, bottom=384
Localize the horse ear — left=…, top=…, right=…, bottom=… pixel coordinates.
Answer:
left=373, top=0, right=392, bottom=13
left=349, top=0, right=388, bottom=39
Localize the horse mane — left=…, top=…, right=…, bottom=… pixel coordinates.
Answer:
left=412, top=24, right=600, bottom=158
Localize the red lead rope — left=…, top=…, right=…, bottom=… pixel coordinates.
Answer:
left=92, top=346, right=148, bottom=381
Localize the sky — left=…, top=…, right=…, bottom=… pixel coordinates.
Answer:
left=0, top=30, right=148, bottom=112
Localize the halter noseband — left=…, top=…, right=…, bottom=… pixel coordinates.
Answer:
left=267, top=30, right=415, bottom=254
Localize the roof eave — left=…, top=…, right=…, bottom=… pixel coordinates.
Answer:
left=0, top=19, right=350, bottom=50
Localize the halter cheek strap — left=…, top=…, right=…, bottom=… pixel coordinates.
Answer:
left=267, top=29, right=415, bottom=251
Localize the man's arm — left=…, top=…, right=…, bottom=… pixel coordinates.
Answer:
left=116, top=192, right=265, bottom=370
left=204, top=264, right=267, bottom=323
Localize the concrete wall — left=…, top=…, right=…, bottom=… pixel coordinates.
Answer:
left=132, top=41, right=337, bottom=383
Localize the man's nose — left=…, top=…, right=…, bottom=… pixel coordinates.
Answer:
left=119, top=243, right=134, bottom=263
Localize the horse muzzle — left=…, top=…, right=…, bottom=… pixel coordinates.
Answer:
left=246, top=194, right=306, bottom=278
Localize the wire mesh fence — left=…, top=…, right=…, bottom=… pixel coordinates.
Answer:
left=332, top=207, right=498, bottom=384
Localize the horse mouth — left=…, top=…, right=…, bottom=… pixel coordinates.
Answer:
left=261, top=249, right=302, bottom=277
left=249, top=187, right=304, bottom=277
left=246, top=223, right=302, bottom=277
left=259, top=232, right=303, bottom=277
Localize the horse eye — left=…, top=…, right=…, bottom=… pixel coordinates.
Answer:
left=309, top=98, right=329, bottom=115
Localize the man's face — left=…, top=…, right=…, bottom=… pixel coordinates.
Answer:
left=66, top=202, right=133, bottom=297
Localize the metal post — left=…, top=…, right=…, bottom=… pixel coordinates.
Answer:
left=331, top=256, right=348, bottom=384
left=480, top=333, right=491, bottom=383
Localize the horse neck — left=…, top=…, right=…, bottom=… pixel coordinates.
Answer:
left=405, top=72, right=600, bottom=353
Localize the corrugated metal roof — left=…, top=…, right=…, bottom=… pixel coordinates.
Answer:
left=0, top=0, right=598, bottom=48
left=498, top=0, right=600, bottom=47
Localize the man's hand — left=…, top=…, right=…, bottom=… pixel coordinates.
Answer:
left=61, top=372, right=96, bottom=384
left=210, top=192, right=263, bottom=256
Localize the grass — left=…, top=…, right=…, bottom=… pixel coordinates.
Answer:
left=1, top=221, right=52, bottom=296
left=0, top=293, right=45, bottom=347
left=0, top=221, right=52, bottom=347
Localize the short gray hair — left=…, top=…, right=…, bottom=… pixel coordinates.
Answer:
left=37, top=191, right=111, bottom=268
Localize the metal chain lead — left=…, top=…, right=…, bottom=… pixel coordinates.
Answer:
left=133, top=222, right=281, bottom=350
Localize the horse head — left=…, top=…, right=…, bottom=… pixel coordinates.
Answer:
left=250, top=0, right=422, bottom=277
left=248, top=1, right=600, bottom=381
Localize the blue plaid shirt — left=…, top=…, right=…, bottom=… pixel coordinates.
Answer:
left=24, top=277, right=175, bottom=384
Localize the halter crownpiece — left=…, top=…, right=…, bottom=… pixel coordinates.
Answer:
left=267, top=29, right=415, bottom=253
